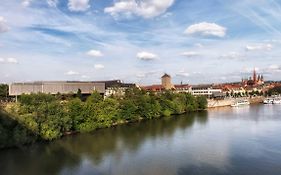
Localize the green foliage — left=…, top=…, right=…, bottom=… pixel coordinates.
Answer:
left=196, top=96, right=208, bottom=110
left=0, top=84, right=8, bottom=99
left=1, top=89, right=207, bottom=149
left=267, top=86, right=281, bottom=96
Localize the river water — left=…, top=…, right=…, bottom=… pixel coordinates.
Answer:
left=1, top=104, right=281, bottom=175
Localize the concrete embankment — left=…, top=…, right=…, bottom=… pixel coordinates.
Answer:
left=208, top=96, right=265, bottom=108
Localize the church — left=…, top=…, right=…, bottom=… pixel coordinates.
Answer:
left=242, top=69, right=264, bottom=86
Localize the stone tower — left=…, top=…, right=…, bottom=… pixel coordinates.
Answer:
left=161, top=73, right=173, bottom=90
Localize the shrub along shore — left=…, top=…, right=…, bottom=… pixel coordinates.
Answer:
left=0, top=88, right=207, bottom=149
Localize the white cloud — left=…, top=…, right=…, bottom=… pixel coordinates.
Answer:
left=0, top=16, right=9, bottom=33
left=176, top=70, right=190, bottom=77
left=181, top=51, right=200, bottom=57
left=68, top=0, right=90, bottom=12
left=81, top=75, right=90, bottom=79
left=220, top=52, right=241, bottom=59
left=47, top=0, right=58, bottom=7
left=104, top=0, right=175, bottom=19
left=86, top=50, right=104, bottom=57
left=265, top=64, right=281, bottom=73
left=194, top=43, right=203, bottom=48
left=137, top=51, right=158, bottom=60
left=0, top=57, right=18, bottom=64
left=94, top=64, right=105, bottom=70
left=7, top=58, right=18, bottom=64
left=65, top=70, right=80, bottom=75
left=245, top=43, right=273, bottom=51
left=184, top=22, right=227, bottom=38
left=136, top=70, right=159, bottom=78
left=22, top=0, right=32, bottom=7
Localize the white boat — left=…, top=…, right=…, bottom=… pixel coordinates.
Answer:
left=273, top=99, right=281, bottom=104
left=231, top=100, right=250, bottom=107
left=263, top=98, right=274, bottom=104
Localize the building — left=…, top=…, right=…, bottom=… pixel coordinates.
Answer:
left=161, top=73, right=174, bottom=90
left=9, top=81, right=106, bottom=96
left=142, top=73, right=175, bottom=91
left=242, top=68, right=264, bottom=86
left=174, top=84, right=192, bottom=93
left=104, top=81, right=136, bottom=97
left=191, top=85, right=222, bottom=97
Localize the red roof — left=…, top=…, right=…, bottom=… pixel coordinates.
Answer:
left=141, top=85, right=164, bottom=91
left=174, top=84, right=191, bottom=89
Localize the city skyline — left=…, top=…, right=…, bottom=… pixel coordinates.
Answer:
left=1, top=0, right=281, bottom=85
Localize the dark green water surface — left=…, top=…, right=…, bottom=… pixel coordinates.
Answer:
left=1, top=105, right=281, bottom=175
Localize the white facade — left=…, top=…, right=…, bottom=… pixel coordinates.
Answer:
left=191, top=86, right=222, bottom=96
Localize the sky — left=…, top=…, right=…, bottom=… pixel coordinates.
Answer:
left=1, top=0, right=281, bottom=85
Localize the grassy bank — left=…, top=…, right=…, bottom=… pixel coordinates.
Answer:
left=0, top=88, right=207, bottom=149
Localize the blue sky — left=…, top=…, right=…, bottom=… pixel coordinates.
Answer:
left=1, top=0, right=281, bottom=85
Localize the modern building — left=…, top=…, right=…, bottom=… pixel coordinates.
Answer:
left=9, top=81, right=106, bottom=96
left=191, top=85, right=222, bottom=97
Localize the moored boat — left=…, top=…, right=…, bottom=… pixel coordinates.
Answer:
left=273, top=98, right=281, bottom=104
left=263, top=98, right=274, bottom=104
left=231, top=100, right=250, bottom=107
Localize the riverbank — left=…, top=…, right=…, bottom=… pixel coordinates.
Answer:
left=0, top=90, right=207, bottom=149
left=207, top=96, right=265, bottom=108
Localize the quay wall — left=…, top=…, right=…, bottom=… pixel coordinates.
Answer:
left=208, top=96, right=265, bottom=108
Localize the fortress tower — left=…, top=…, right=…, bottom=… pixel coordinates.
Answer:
left=161, top=73, right=174, bottom=90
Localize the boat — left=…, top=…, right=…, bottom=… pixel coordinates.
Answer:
left=231, top=100, right=250, bottom=107
left=273, top=98, right=281, bottom=104
left=263, top=98, right=274, bottom=104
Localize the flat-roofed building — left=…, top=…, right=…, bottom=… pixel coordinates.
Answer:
left=191, top=84, right=222, bottom=97
left=9, top=81, right=105, bottom=96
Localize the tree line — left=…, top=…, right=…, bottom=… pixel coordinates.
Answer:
left=0, top=88, right=207, bottom=149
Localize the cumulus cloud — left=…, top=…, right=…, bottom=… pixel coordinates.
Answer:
left=0, top=16, right=9, bottom=33
left=94, top=64, right=105, bottom=69
left=22, top=0, right=32, bottom=7
left=104, top=0, right=175, bottom=19
left=264, top=64, right=281, bottom=73
left=65, top=70, right=80, bottom=75
left=86, top=50, right=103, bottom=57
left=0, top=57, right=18, bottom=64
left=176, top=69, right=190, bottom=77
left=245, top=43, right=272, bottom=51
left=81, top=75, right=90, bottom=79
left=220, top=52, right=242, bottom=59
left=68, top=0, right=90, bottom=12
left=0, top=58, right=5, bottom=63
left=136, top=70, right=159, bottom=78
left=184, top=22, right=227, bottom=38
left=137, top=51, right=158, bottom=60
left=47, top=0, right=58, bottom=7
left=181, top=51, right=200, bottom=57
left=7, top=58, right=18, bottom=64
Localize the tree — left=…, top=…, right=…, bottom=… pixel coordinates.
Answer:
left=0, top=84, right=8, bottom=100
left=76, top=89, right=83, bottom=101
left=196, top=96, right=207, bottom=110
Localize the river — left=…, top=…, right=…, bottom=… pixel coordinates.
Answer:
left=1, top=104, right=281, bottom=175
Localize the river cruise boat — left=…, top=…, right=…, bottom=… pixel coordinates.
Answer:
left=231, top=100, right=250, bottom=107
left=263, top=98, right=274, bottom=104
left=273, top=98, right=281, bottom=104
left=263, top=97, right=281, bottom=104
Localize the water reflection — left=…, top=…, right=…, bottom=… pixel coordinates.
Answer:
left=1, top=105, right=281, bottom=175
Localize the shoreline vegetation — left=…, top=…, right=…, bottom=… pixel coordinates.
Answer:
left=0, top=88, right=207, bottom=150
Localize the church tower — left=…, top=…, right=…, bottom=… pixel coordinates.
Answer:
left=253, top=68, right=257, bottom=83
